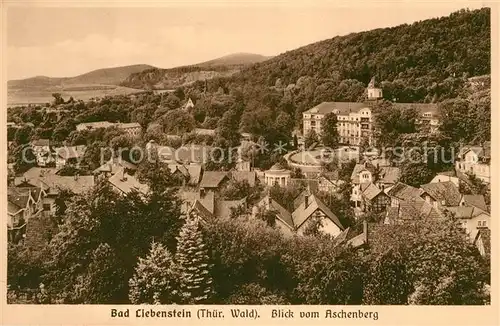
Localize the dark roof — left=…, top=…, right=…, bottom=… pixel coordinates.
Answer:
left=379, top=167, right=401, bottom=184
left=199, top=171, right=229, bottom=188
left=215, top=198, right=247, bottom=219
left=108, top=168, right=149, bottom=195
left=179, top=190, right=215, bottom=214
left=398, top=198, right=443, bottom=220
left=420, top=181, right=461, bottom=206
left=190, top=200, right=215, bottom=221
left=305, top=102, right=368, bottom=115
left=462, top=195, right=488, bottom=212
left=7, top=188, right=31, bottom=211
left=361, top=183, right=383, bottom=201
left=387, top=182, right=422, bottom=200
left=446, top=206, right=487, bottom=219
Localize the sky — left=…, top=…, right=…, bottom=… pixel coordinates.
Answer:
left=6, top=2, right=486, bottom=80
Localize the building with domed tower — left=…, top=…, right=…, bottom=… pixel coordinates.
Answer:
left=302, top=77, right=439, bottom=146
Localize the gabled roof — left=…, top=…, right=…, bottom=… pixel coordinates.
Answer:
left=179, top=190, right=215, bottom=214
left=199, top=171, right=229, bottom=189
left=168, top=164, right=190, bottom=178
left=387, top=182, right=422, bottom=201
left=351, top=162, right=376, bottom=183
left=378, top=167, right=400, bottom=184
left=215, top=197, right=247, bottom=219
left=361, top=183, right=383, bottom=201
left=291, top=194, right=344, bottom=230
left=320, top=171, right=340, bottom=182
left=420, top=181, right=461, bottom=206
left=7, top=187, right=32, bottom=212
left=108, top=168, right=149, bottom=195
left=461, top=195, right=488, bottom=212
left=460, top=142, right=490, bottom=160
left=93, top=158, right=138, bottom=174
left=446, top=206, right=488, bottom=219
left=257, top=195, right=294, bottom=230
left=398, top=197, right=443, bottom=220
left=190, top=200, right=215, bottom=221
left=15, top=169, right=94, bottom=195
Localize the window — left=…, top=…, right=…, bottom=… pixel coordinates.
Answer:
left=43, top=204, right=51, bottom=211
left=477, top=220, right=487, bottom=227
left=362, top=173, right=369, bottom=179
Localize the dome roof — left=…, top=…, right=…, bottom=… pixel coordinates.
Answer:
left=268, top=163, right=285, bottom=171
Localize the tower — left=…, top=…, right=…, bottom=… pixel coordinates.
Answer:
left=367, top=77, right=383, bottom=100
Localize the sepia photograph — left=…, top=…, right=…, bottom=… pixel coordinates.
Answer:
left=3, top=1, right=494, bottom=312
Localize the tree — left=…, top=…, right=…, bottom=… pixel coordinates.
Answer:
left=372, top=101, right=418, bottom=147
left=160, top=109, right=196, bottom=134
left=161, top=93, right=181, bottom=110
left=52, top=118, right=75, bottom=142
left=215, top=109, right=241, bottom=147
left=367, top=220, right=490, bottom=305
left=304, top=129, right=319, bottom=150
left=71, top=243, right=127, bottom=304
left=320, top=113, right=339, bottom=148
left=52, top=93, right=65, bottom=106
left=14, top=125, right=33, bottom=145
left=438, top=99, right=476, bottom=144
left=399, top=162, right=435, bottom=187
left=129, top=241, right=179, bottom=304
left=13, top=144, right=36, bottom=174
left=174, top=217, right=213, bottom=304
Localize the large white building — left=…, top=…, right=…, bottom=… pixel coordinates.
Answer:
left=302, top=78, right=440, bottom=145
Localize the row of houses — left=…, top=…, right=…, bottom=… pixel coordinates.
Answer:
left=75, top=121, right=142, bottom=137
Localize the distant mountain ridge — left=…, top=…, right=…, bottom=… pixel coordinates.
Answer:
left=8, top=64, right=155, bottom=89
left=195, top=52, right=273, bottom=67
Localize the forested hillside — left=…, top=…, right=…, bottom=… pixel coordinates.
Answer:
left=121, top=53, right=271, bottom=89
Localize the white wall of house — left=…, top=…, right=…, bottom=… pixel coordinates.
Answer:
left=460, top=213, right=490, bottom=242
left=456, top=151, right=490, bottom=183
left=295, top=210, right=342, bottom=238
left=275, top=219, right=294, bottom=236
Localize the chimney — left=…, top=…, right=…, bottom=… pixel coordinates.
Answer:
left=304, top=194, right=309, bottom=208
left=363, top=220, right=368, bottom=244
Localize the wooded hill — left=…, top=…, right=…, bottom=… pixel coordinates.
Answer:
left=194, top=8, right=490, bottom=106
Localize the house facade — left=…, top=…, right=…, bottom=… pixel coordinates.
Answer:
left=253, top=193, right=344, bottom=238
left=31, top=139, right=53, bottom=167
left=455, top=143, right=490, bottom=184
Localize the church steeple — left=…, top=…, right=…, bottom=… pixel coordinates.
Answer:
left=367, top=77, right=383, bottom=100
